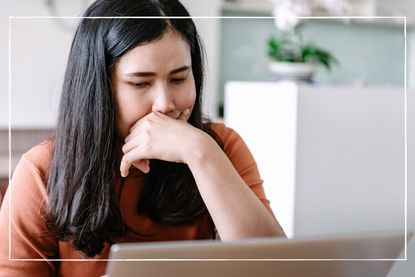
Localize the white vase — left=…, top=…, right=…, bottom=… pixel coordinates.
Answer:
left=268, top=61, right=319, bottom=82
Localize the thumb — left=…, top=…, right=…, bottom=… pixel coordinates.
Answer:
left=132, top=159, right=150, bottom=174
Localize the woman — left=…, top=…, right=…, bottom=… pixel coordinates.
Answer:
left=0, top=0, right=285, bottom=276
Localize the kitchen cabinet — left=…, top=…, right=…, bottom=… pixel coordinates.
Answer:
left=224, top=81, right=406, bottom=238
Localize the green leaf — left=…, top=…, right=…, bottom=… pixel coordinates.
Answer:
left=267, top=34, right=339, bottom=71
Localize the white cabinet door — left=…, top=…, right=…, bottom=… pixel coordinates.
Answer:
left=225, top=81, right=298, bottom=238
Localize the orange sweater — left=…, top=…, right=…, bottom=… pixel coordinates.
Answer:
left=0, top=123, right=274, bottom=276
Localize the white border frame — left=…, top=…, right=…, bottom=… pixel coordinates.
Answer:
left=8, top=15, right=407, bottom=262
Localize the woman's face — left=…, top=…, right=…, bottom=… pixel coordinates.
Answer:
left=111, top=30, right=197, bottom=139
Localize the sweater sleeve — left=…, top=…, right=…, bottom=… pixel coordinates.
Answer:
left=209, top=123, right=275, bottom=217
left=0, top=155, right=58, bottom=276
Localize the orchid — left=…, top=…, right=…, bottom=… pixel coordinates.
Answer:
left=267, top=0, right=342, bottom=76
left=270, top=0, right=352, bottom=31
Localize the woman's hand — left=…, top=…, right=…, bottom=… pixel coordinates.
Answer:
left=119, top=111, right=207, bottom=177
left=120, top=112, right=286, bottom=239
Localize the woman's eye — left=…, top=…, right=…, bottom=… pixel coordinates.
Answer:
left=132, top=82, right=150, bottom=89
left=171, top=77, right=186, bottom=84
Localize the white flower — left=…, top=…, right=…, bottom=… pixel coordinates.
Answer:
left=270, top=0, right=351, bottom=31
left=271, top=0, right=311, bottom=31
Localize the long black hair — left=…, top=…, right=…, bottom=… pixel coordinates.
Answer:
left=45, top=0, right=221, bottom=257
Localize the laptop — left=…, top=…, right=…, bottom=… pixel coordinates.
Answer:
left=106, top=230, right=412, bottom=277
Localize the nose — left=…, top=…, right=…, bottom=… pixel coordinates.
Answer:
left=152, top=85, right=176, bottom=115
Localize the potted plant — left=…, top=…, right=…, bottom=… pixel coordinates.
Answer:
left=267, top=33, right=338, bottom=82
left=267, top=0, right=350, bottom=81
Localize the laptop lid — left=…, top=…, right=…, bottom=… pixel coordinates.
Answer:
left=106, top=230, right=412, bottom=277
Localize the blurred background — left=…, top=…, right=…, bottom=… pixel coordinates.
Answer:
left=0, top=0, right=414, bottom=276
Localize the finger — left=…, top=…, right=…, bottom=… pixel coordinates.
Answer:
left=122, top=134, right=142, bottom=154
left=128, top=112, right=157, bottom=137
left=132, top=159, right=150, bottom=173
left=124, top=132, right=133, bottom=144
left=120, top=154, right=132, bottom=177
left=125, top=112, right=160, bottom=143
left=120, top=148, right=150, bottom=177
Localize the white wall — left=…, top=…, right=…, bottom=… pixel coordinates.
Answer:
left=180, top=0, right=221, bottom=119
left=8, top=18, right=74, bottom=129
left=0, top=0, right=87, bottom=129
left=376, top=0, right=415, bottom=22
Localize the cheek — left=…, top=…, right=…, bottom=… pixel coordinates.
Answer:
left=114, top=88, right=151, bottom=137
left=177, top=88, right=197, bottom=122
left=182, top=90, right=196, bottom=108
left=177, top=83, right=197, bottom=109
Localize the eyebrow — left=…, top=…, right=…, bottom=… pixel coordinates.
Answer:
left=123, top=65, right=190, bottom=77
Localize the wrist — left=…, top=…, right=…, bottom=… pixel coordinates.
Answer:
left=185, top=129, right=219, bottom=166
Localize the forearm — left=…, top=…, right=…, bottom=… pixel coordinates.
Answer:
left=187, top=134, right=286, bottom=240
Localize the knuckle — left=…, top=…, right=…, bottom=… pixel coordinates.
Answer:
left=142, top=119, right=152, bottom=129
